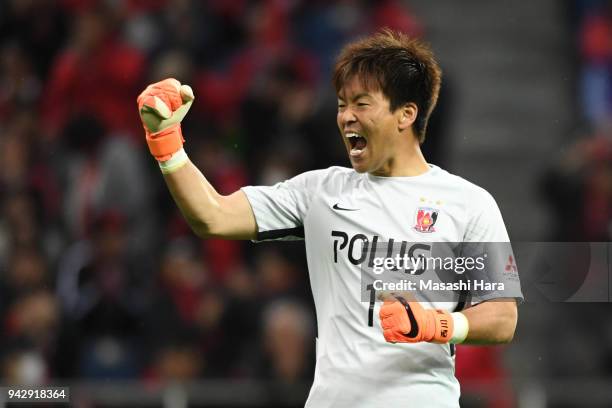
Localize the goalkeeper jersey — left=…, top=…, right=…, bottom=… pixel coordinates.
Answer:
left=241, top=165, right=523, bottom=408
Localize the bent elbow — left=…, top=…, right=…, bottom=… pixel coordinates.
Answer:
left=486, top=324, right=515, bottom=345
left=499, top=328, right=516, bottom=344
left=189, top=218, right=231, bottom=239
left=184, top=217, right=212, bottom=239
left=193, top=227, right=212, bottom=239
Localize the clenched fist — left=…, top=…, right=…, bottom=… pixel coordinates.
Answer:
left=379, top=292, right=454, bottom=344
left=137, top=78, right=194, bottom=161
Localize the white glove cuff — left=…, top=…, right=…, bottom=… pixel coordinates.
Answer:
left=450, top=312, right=469, bottom=344
left=159, top=148, right=189, bottom=174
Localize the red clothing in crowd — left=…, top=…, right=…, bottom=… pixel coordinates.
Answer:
left=42, top=38, right=145, bottom=140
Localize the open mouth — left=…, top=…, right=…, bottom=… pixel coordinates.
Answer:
left=346, top=132, right=367, bottom=156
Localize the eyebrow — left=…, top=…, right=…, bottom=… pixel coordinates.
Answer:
left=337, top=93, right=372, bottom=102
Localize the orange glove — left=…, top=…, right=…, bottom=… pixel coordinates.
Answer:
left=137, top=78, right=194, bottom=161
left=379, top=295, right=453, bottom=344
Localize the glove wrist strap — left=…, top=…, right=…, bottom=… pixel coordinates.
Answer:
left=430, top=309, right=454, bottom=343
left=146, top=124, right=184, bottom=161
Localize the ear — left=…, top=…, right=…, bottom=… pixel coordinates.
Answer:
left=398, top=103, right=418, bottom=131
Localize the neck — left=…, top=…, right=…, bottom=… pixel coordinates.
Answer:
left=371, top=136, right=429, bottom=177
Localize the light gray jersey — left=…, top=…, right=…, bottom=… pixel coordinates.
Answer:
left=241, top=165, right=522, bottom=408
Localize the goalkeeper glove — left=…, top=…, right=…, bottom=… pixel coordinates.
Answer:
left=137, top=78, right=194, bottom=162
left=379, top=294, right=468, bottom=344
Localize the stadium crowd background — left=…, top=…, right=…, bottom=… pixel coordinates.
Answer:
left=0, top=0, right=611, bottom=407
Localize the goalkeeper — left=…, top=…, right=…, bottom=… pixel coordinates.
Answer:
left=137, top=30, right=521, bottom=407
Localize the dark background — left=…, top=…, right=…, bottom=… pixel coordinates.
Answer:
left=0, top=0, right=611, bottom=407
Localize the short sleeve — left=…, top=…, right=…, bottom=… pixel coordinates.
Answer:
left=462, top=189, right=524, bottom=303
left=463, top=189, right=510, bottom=242
left=240, top=169, right=326, bottom=242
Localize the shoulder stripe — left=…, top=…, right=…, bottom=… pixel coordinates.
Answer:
left=257, top=226, right=305, bottom=240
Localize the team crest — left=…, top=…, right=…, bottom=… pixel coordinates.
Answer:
left=414, top=207, right=439, bottom=233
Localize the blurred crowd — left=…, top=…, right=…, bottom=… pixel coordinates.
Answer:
left=0, top=0, right=611, bottom=406
left=541, top=0, right=612, bottom=242
left=0, top=0, right=431, bottom=391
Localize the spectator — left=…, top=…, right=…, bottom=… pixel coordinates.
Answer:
left=258, top=299, right=315, bottom=383
left=541, top=136, right=612, bottom=241
left=41, top=4, right=145, bottom=139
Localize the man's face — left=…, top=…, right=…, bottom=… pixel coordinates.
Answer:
left=337, top=76, right=403, bottom=175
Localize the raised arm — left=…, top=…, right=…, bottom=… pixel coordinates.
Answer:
left=162, top=162, right=256, bottom=239
left=137, top=78, right=256, bottom=240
